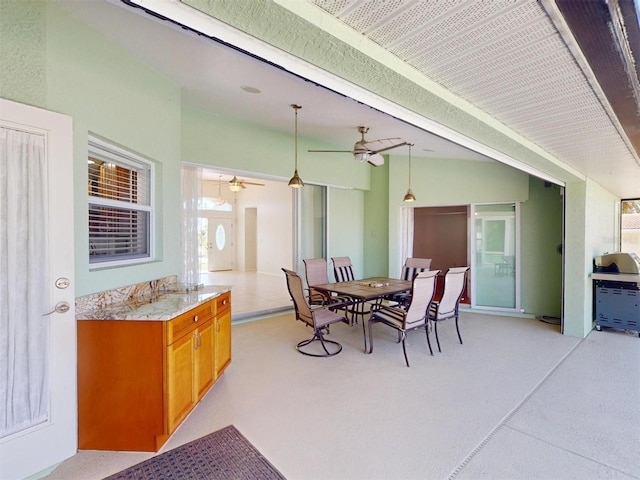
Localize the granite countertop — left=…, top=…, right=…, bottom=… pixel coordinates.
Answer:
left=77, top=286, right=231, bottom=321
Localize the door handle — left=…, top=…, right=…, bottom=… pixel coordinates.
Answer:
left=42, top=301, right=70, bottom=316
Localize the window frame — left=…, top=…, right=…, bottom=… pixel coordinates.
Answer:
left=87, top=135, right=155, bottom=269
left=620, top=198, right=640, bottom=254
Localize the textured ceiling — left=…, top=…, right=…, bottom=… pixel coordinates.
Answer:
left=310, top=0, right=640, bottom=197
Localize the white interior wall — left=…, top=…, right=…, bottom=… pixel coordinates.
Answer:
left=233, top=179, right=293, bottom=275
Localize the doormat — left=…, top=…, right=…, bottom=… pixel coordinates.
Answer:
left=104, top=425, right=286, bottom=480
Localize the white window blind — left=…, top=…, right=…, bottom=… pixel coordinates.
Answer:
left=88, top=137, right=154, bottom=266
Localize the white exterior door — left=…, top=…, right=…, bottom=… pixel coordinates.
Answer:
left=0, top=99, right=76, bottom=479
left=208, top=217, right=234, bottom=271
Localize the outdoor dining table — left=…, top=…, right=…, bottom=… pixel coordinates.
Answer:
left=312, top=277, right=412, bottom=352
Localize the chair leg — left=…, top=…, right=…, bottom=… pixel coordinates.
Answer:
left=401, top=332, right=410, bottom=367
left=424, top=325, right=433, bottom=356
left=296, top=331, right=342, bottom=357
left=434, top=321, right=441, bottom=352
left=362, top=319, right=368, bottom=353
left=455, top=315, right=463, bottom=345
left=367, top=320, right=374, bottom=354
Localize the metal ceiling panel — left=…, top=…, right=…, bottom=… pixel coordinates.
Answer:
left=310, top=0, right=640, bottom=196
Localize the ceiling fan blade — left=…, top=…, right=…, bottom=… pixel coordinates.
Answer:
left=308, top=149, right=354, bottom=153
left=367, top=153, right=385, bottom=167
left=365, top=138, right=407, bottom=154
left=241, top=181, right=265, bottom=186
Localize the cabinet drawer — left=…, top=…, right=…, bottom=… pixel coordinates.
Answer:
left=215, top=292, right=231, bottom=314
left=167, top=301, right=213, bottom=344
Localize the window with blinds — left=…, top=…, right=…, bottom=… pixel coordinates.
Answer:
left=88, top=137, right=154, bottom=267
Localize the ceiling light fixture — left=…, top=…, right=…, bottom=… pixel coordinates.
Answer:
left=403, top=143, right=416, bottom=203
left=288, top=104, right=304, bottom=189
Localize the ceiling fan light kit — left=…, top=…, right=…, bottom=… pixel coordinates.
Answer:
left=354, top=150, right=370, bottom=163
left=288, top=104, right=304, bottom=189
left=228, top=176, right=243, bottom=192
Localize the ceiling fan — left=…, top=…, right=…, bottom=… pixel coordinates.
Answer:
left=228, top=175, right=265, bottom=192
left=308, top=126, right=408, bottom=166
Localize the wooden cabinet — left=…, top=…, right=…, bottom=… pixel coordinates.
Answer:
left=78, top=292, right=231, bottom=452
left=214, top=292, right=232, bottom=377
left=166, top=300, right=215, bottom=434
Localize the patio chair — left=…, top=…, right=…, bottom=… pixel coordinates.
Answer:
left=282, top=268, right=349, bottom=357
left=428, top=266, right=470, bottom=352
left=331, top=256, right=356, bottom=282
left=368, top=270, right=440, bottom=367
left=331, top=256, right=375, bottom=324
left=303, top=258, right=351, bottom=309
left=392, top=257, right=432, bottom=306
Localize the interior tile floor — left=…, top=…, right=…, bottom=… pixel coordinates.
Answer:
left=200, top=270, right=292, bottom=320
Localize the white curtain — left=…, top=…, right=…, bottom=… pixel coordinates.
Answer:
left=181, top=165, right=202, bottom=287
left=0, top=126, right=49, bottom=438
left=399, top=206, right=414, bottom=275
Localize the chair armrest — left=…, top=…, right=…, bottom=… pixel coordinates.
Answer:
left=326, top=297, right=352, bottom=310
left=373, top=304, right=406, bottom=315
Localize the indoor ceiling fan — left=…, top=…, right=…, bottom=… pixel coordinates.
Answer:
left=308, top=126, right=408, bottom=166
left=228, top=176, right=265, bottom=192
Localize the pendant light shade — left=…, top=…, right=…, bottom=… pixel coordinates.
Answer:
left=403, top=143, right=415, bottom=203
left=288, top=104, right=304, bottom=189
left=403, top=189, right=416, bottom=203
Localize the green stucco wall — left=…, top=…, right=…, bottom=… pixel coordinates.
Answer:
left=1, top=0, right=623, bottom=338
left=363, top=161, right=390, bottom=277
left=520, top=177, right=563, bottom=317
left=0, top=1, right=47, bottom=107
left=564, top=179, right=619, bottom=337
left=2, top=2, right=182, bottom=296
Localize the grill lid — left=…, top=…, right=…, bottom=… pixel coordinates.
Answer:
left=594, top=252, right=640, bottom=274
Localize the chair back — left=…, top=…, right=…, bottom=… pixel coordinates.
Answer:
left=405, top=270, right=439, bottom=327
left=437, top=267, right=470, bottom=318
left=332, top=256, right=355, bottom=282
left=303, top=258, right=331, bottom=304
left=303, top=258, right=329, bottom=286
left=282, top=268, right=313, bottom=327
left=401, top=257, right=432, bottom=280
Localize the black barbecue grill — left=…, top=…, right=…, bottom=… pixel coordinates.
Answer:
left=592, top=252, right=640, bottom=336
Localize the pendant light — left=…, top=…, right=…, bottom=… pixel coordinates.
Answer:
left=403, top=143, right=416, bottom=203
left=216, top=175, right=227, bottom=205
left=288, top=104, right=304, bottom=188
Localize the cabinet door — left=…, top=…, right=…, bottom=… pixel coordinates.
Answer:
left=167, top=332, right=196, bottom=433
left=195, top=320, right=214, bottom=399
left=215, top=309, right=232, bottom=377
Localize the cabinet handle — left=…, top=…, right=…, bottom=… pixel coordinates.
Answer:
left=194, top=315, right=199, bottom=322
left=216, top=318, right=220, bottom=333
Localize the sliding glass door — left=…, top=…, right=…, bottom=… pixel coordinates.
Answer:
left=471, top=203, right=520, bottom=310
left=294, top=184, right=327, bottom=274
